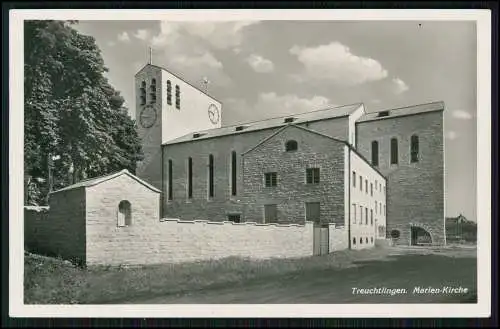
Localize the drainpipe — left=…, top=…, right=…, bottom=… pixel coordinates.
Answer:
left=160, top=145, right=164, bottom=219
left=347, top=147, right=351, bottom=250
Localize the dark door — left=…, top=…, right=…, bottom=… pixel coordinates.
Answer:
left=264, top=204, right=277, bottom=223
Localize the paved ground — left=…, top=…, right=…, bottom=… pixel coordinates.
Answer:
left=124, top=246, right=477, bottom=304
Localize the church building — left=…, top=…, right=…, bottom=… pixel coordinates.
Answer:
left=134, top=62, right=446, bottom=247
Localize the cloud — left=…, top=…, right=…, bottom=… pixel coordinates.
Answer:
left=170, top=52, right=222, bottom=70
left=392, top=77, right=409, bottom=94
left=107, top=41, right=116, bottom=47
left=371, top=99, right=381, bottom=104
left=452, top=110, right=473, bottom=120
left=152, top=21, right=259, bottom=50
left=246, top=54, right=274, bottom=73
left=224, top=92, right=332, bottom=124
left=117, top=31, right=130, bottom=42
left=289, top=41, right=388, bottom=85
left=445, top=131, right=458, bottom=140
left=148, top=21, right=258, bottom=88
left=133, top=29, right=151, bottom=41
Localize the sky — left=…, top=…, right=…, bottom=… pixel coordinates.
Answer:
left=73, top=20, right=478, bottom=221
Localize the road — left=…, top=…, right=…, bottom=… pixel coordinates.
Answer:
left=123, top=253, right=477, bottom=304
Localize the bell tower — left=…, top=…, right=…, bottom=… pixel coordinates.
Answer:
left=134, top=48, right=223, bottom=189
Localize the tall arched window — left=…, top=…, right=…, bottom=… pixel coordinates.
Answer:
left=168, top=160, right=173, bottom=200
left=353, top=237, right=356, bottom=245
left=150, top=78, right=157, bottom=103
left=285, top=140, right=298, bottom=152
left=411, top=135, right=419, bottom=163
left=371, top=140, right=379, bottom=166
left=118, top=200, right=132, bottom=227
left=166, top=80, right=172, bottom=105
left=175, top=85, right=181, bottom=109
left=140, top=81, right=146, bottom=105
left=187, top=157, right=193, bottom=198
left=231, top=151, right=237, bottom=196
left=390, top=138, right=398, bottom=165
left=208, top=154, right=214, bottom=198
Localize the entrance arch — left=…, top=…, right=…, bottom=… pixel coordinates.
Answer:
left=410, top=224, right=432, bottom=245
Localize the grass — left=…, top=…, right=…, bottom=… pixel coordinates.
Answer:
left=24, top=246, right=476, bottom=304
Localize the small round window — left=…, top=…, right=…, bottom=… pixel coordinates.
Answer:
left=285, top=140, right=298, bottom=152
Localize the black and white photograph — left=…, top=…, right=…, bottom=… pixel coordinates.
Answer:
left=8, top=9, right=491, bottom=318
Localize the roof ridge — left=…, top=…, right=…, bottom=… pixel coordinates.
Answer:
left=164, top=103, right=362, bottom=144
left=369, top=100, right=445, bottom=114
left=222, top=102, right=363, bottom=129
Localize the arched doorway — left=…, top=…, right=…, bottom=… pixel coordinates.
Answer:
left=410, top=225, right=432, bottom=245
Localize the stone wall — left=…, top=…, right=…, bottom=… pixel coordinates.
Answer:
left=86, top=218, right=315, bottom=266
left=23, top=188, right=87, bottom=263
left=85, top=174, right=161, bottom=265
left=328, top=224, right=349, bottom=252
left=242, top=125, right=346, bottom=225
left=24, top=206, right=50, bottom=255
left=356, top=110, right=445, bottom=245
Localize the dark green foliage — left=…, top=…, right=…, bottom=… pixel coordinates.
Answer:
left=24, top=20, right=143, bottom=205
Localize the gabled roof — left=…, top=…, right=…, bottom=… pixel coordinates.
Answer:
left=163, top=103, right=363, bottom=145
left=50, top=169, right=161, bottom=194
left=241, top=124, right=346, bottom=156
left=357, top=101, right=445, bottom=123
left=241, top=124, right=386, bottom=179
left=135, top=63, right=220, bottom=102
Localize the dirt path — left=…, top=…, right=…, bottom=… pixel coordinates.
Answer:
left=123, top=248, right=477, bottom=304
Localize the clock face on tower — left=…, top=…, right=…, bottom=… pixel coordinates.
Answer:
left=139, top=105, right=157, bottom=128
left=208, top=104, right=220, bottom=124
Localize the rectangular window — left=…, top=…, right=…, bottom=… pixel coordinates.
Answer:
left=352, top=204, right=356, bottom=224
left=371, top=141, right=379, bottom=166
left=265, top=172, right=277, bottom=187
left=375, top=180, right=378, bottom=191
left=365, top=179, right=368, bottom=194
left=352, top=171, right=356, bottom=187
left=208, top=155, right=214, bottom=198
left=227, top=214, right=241, bottom=223
left=305, top=202, right=321, bottom=224
left=359, top=205, right=363, bottom=224
left=187, top=157, right=193, bottom=199
left=306, top=168, right=320, bottom=184
left=391, top=138, right=398, bottom=165
left=166, top=80, right=172, bottom=105
left=264, top=204, right=278, bottom=223
left=365, top=206, right=368, bottom=225
left=360, top=175, right=363, bottom=191
left=231, top=151, right=237, bottom=196
left=168, top=160, right=173, bottom=200
left=370, top=209, right=373, bottom=225
left=370, top=183, right=373, bottom=196
left=175, top=85, right=181, bottom=109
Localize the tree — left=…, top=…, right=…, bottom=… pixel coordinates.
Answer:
left=24, top=20, right=143, bottom=205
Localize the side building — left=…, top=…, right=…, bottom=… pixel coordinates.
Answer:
left=161, top=103, right=386, bottom=250
left=355, top=102, right=445, bottom=245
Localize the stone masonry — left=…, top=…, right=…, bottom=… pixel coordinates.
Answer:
left=356, top=109, right=445, bottom=245
left=242, top=125, right=346, bottom=226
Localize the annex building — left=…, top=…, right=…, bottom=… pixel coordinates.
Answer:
left=134, top=62, right=446, bottom=247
